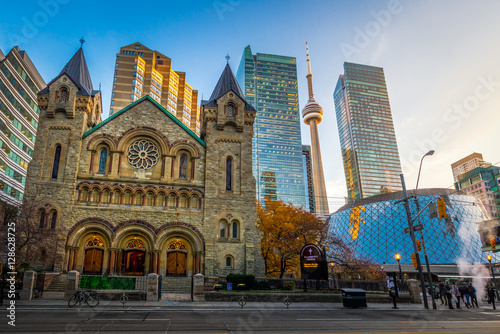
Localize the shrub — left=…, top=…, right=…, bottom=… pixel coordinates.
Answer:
left=282, top=281, right=295, bottom=291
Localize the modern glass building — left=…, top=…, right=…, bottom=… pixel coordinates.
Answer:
left=334, top=62, right=402, bottom=202
left=0, top=46, right=45, bottom=205
left=302, top=145, right=315, bottom=212
left=237, top=45, right=307, bottom=208
left=328, top=189, right=499, bottom=266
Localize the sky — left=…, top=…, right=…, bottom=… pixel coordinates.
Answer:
left=1, top=0, right=499, bottom=212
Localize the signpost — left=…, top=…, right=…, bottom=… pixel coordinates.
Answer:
left=300, top=244, right=328, bottom=291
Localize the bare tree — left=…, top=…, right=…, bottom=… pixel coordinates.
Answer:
left=1, top=188, right=62, bottom=271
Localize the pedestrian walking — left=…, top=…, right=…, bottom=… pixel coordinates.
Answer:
left=445, top=280, right=454, bottom=309
left=486, top=283, right=496, bottom=310
left=469, top=282, right=478, bottom=308
left=439, top=281, right=447, bottom=305
left=452, top=281, right=461, bottom=309
left=461, top=282, right=471, bottom=308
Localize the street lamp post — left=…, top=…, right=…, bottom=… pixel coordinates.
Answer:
left=395, top=254, right=403, bottom=281
left=400, top=173, right=429, bottom=309
left=487, top=254, right=499, bottom=301
left=414, top=150, right=437, bottom=310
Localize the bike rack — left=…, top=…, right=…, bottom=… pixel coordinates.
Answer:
left=120, top=292, right=128, bottom=308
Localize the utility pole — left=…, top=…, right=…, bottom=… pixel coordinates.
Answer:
left=415, top=198, right=437, bottom=309
left=400, top=174, right=429, bottom=309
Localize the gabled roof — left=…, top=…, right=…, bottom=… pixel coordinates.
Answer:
left=39, top=47, right=94, bottom=96
left=83, top=95, right=206, bottom=147
left=203, top=63, right=256, bottom=112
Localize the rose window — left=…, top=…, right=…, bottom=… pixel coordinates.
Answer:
left=127, top=140, right=159, bottom=170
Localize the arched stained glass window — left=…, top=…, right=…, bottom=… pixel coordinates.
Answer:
left=98, top=148, right=107, bottom=174
left=232, top=221, right=238, bottom=239
left=219, top=221, right=226, bottom=238
left=227, top=104, right=234, bottom=117
left=39, top=210, right=46, bottom=228
left=179, top=154, right=188, bottom=179
left=50, top=212, right=57, bottom=229
left=225, top=256, right=233, bottom=268
left=226, top=157, right=232, bottom=191
left=51, top=145, right=62, bottom=179
left=60, top=87, right=68, bottom=103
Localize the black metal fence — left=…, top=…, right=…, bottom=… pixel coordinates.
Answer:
left=204, top=276, right=410, bottom=294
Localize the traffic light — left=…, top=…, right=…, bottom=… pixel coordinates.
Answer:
left=437, top=198, right=447, bottom=219
left=416, top=240, right=422, bottom=252
left=411, top=253, right=418, bottom=270
left=491, top=237, right=496, bottom=250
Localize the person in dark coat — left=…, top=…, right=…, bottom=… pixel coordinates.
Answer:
left=461, top=283, right=471, bottom=308
left=486, top=283, right=496, bottom=310
left=469, top=282, right=478, bottom=308
left=452, top=281, right=461, bottom=309
left=439, top=281, right=447, bottom=305
left=445, top=280, right=454, bottom=309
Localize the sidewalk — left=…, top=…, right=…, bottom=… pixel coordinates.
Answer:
left=9, top=299, right=498, bottom=312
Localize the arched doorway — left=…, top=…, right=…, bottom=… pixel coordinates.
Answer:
left=123, top=239, right=146, bottom=275
left=83, top=237, right=104, bottom=274
left=166, top=241, right=187, bottom=276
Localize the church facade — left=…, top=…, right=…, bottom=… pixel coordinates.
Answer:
left=22, top=47, right=264, bottom=277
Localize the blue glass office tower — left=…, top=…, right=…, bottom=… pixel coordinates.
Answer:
left=334, top=62, right=402, bottom=202
left=237, top=46, right=307, bottom=208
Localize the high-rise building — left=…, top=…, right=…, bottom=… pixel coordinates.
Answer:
left=454, top=154, right=500, bottom=219
left=110, top=42, right=201, bottom=136
left=334, top=62, right=403, bottom=202
left=302, top=145, right=315, bottom=213
left=451, top=152, right=491, bottom=183
left=301, top=43, right=329, bottom=215
left=236, top=45, right=307, bottom=208
left=0, top=46, right=45, bottom=205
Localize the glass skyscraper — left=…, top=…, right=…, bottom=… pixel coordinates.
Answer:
left=334, top=62, right=402, bottom=202
left=0, top=47, right=45, bottom=205
left=237, top=45, right=307, bottom=208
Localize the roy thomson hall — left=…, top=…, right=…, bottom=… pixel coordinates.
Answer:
left=19, top=47, right=265, bottom=278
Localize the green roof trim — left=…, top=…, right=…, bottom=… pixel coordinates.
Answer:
left=82, top=95, right=205, bottom=147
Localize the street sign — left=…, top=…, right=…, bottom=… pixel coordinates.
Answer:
left=404, top=225, right=424, bottom=234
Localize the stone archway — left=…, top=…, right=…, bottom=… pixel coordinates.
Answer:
left=156, top=225, right=204, bottom=276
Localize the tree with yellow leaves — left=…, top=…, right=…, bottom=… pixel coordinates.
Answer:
left=256, top=198, right=327, bottom=278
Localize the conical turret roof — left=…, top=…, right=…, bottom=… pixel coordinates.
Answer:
left=203, top=63, right=255, bottom=111
left=39, top=47, right=97, bottom=96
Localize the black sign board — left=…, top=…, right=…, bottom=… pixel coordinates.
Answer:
left=300, top=244, right=328, bottom=280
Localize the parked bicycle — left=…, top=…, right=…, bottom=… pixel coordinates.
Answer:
left=68, top=289, right=99, bottom=307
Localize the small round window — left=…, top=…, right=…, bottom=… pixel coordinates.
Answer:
left=127, top=140, right=160, bottom=170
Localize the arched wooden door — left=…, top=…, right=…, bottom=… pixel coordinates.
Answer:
left=125, top=250, right=145, bottom=275
left=83, top=249, right=104, bottom=274
left=167, top=252, right=187, bottom=276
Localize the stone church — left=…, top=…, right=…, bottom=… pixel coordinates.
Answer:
left=23, top=47, right=264, bottom=277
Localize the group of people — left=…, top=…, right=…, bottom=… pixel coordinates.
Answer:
left=437, top=280, right=497, bottom=310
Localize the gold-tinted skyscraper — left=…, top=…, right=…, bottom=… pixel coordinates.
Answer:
left=110, top=42, right=200, bottom=136
left=301, top=43, right=329, bottom=215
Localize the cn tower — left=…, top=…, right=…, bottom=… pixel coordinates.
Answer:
left=301, top=42, right=329, bottom=215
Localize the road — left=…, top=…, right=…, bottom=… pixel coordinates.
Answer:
left=1, top=304, right=499, bottom=333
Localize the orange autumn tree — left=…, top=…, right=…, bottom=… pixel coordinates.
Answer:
left=257, top=198, right=327, bottom=278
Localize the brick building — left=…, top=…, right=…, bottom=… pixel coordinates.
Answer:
left=22, top=47, right=264, bottom=277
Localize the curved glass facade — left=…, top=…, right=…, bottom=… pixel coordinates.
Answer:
left=329, top=189, right=500, bottom=265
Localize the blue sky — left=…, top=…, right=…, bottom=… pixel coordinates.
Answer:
left=1, top=0, right=500, bottom=212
